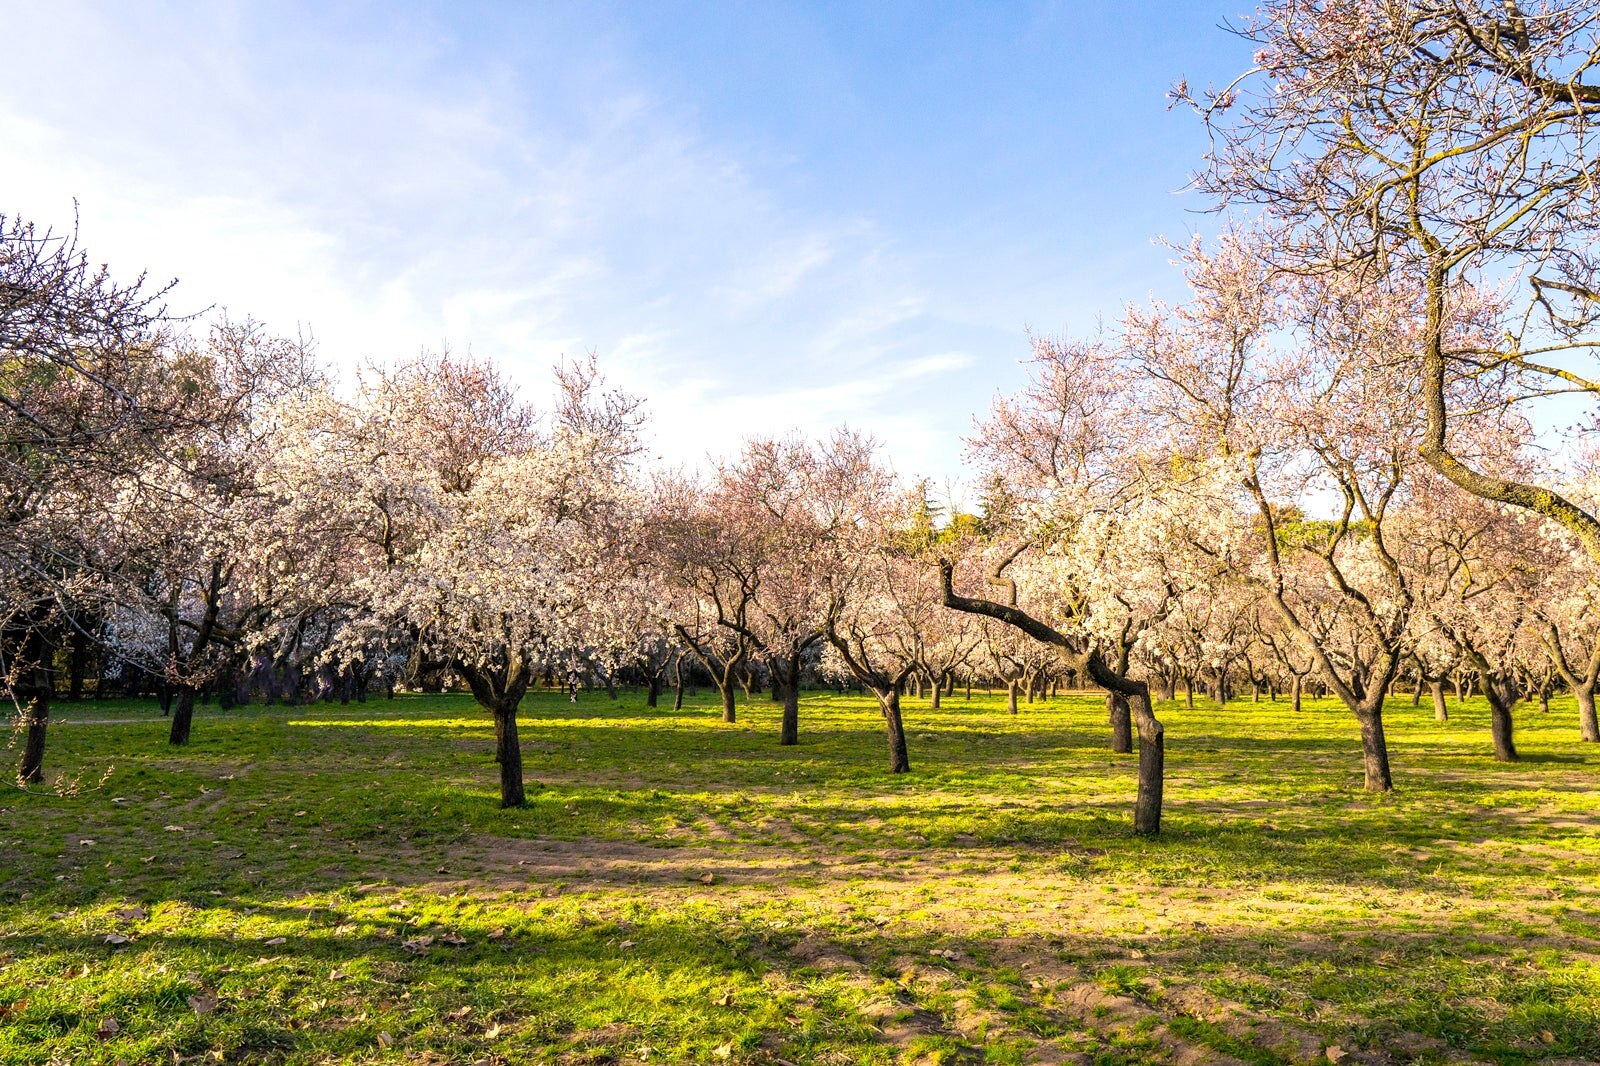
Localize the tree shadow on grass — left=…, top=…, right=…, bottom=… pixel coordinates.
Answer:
left=5, top=890, right=1598, bottom=1065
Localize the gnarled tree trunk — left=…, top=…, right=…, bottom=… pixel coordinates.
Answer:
left=1107, top=691, right=1132, bottom=755
left=168, top=686, right=198, bottom=746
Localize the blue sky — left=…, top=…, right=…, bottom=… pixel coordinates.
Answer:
left=1, top=1, right=1250, bottom=487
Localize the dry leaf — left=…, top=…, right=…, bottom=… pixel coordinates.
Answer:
left=447, top=1005, right=473, bottom=1020
left=64, top=963, right=90, bottom=978
left=618, top=939, right=635, bottom=949
left=187, top=992, right=219, bottom=1016
left=163, top=825, right=185, bottom=832
left=1541, top=1030, right=1556, bottom=1044
left=329, top=968, right=347, bottom=980
left=484, top=1022, right=503, bottom=1039
left=96, top=1016, right=120, bottom=1040
left=334, top=923, right=356, bottom=935
left=712, top=990, right=735, bottom=1007
left=488, top=927, right=507, bottom=940
left=401, top=935, right=434, bottom=954
left=712, top=1043, right=733, bottom=1059
left=103, top=933, right=131, bottom=946
left=699, top=873, right=716, bottom=885
left=1325, top=1047, right=1347, bottom=1064
left=440, top=932, right=467, bottom=945
left=263, top=937, right=287, bottom=946
left=79, top=839, right=96, bottom=846
left=376, top=1031, right=393, bottom=1048
left=0, top=999, right=27, bottom=1020
left=115, top=906, right=147, bottom=922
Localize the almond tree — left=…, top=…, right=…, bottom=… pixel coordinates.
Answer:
left=823, top=536, right=931, bottom=775
left=940, top=336, right=1189, bottom=834
left=1128, top=237, right=1442, bottom=791
left=269, top=352, right=644, bottom=807
left=1, top=213, right=181, bottom=782
left=94, top=321, right=321, bottom=745
left=1185, top=1, right=1600, bottom=568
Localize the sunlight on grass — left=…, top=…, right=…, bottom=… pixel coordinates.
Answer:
left=4, top=688, right=1598, bottom=1064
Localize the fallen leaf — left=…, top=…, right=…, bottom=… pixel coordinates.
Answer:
left=1541, top=1030, right=1556, bottom=1044
left=1326, top=1048, right=1347, bottom=1064
left=163, top=825, right=185, bottom=832
left=329, top=968, right=347, bottom=980
left=712, top=1043, right=733, bottom=1059
left=115, top=906, right=147, bottom=922
left=447, top=1005, right=473, bottom=1020
left=484, top=1022, right=503, bottom=1039
left=699, top=873, right=716, bottom=885
left=79, top=839, right=96, bottom=846
left=488, top=927, right=507, bottom=940
left=440, top=932, right=467, bottom=945
left=401, top=935, right=434, bottom=954
left=103, top=933, right=131, bottom=946
left=0, top=999, right=27, bottom=1020
left=712, top=990, right=735, bottom=1007
left=96, top=1016, right=120, bottom=1040
left=263, top=936, right=287, bottom=946
left=64, top=963, right=90, bottom=978
left=618, top=939, right=635, bottom=949
left=334, top=923, right=356, bottom=935
left=294, top=810, right=307, bottom=817
left=187, top=992, right=219, bottom=1016
left=376, top=1031, right=393, bottom=1048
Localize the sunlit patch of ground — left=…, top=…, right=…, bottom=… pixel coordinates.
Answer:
left=2, top=689, right=1597, bottom=1063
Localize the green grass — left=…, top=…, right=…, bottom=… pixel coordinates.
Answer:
left=2, top=687, right=1598, bottom=1063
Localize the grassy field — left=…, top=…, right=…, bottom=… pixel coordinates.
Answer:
left=1, top=686, right=1597, bottom=1065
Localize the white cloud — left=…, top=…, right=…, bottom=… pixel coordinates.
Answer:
left=0, top=3, right=1027, bottom=484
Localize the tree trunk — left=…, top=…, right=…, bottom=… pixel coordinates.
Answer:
left=1184, top=677, right=1194, bottom=709
left=168, top=687, right=197, bottom=746
left=1107, top=691, right=1132, bottom=754
left=1357, top=709, right=1393, bottom=792
left=17, top=691, right=48, bottom=784
left=1007, top=679, right=1019, bottom=715
left=780, top=653, right=800, bottom=746
left=1487, top=689, right=1518, bottom=763
left=1131, top=692, right=1164, bottom=835
left=881, top=690, right=910, bottom=773
left=1291, top=675, right=1302, bottom=713
left=720, top=682, right=736, bottom=723
left=1578, top=685, right=1599, bottom=743
left=1430, top=680, right=1448, bottom=723
left=672, top=657, right=685, bottom=712
left=1411, top=680, right=1422, bottom=706
left=929, top=674, right=942, bottom=709
left=493, top=703, right=526, bottom=807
